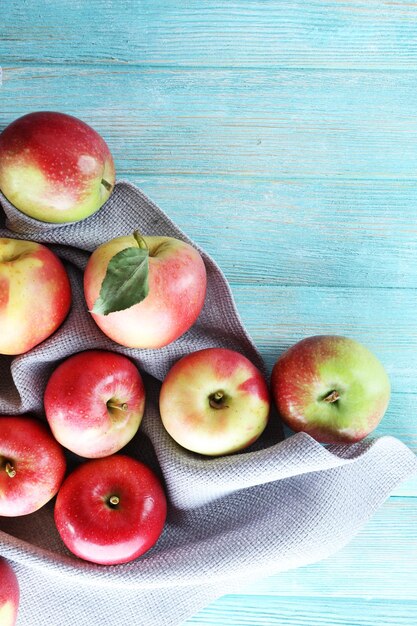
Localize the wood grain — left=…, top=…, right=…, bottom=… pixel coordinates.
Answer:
left=2, top=1, right=417, bottom=69
left=3, top=66, right=417, bottom=179
left=187, top=596, right=417, bottom=625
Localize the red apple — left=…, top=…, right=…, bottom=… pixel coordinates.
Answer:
left=271, top=335, right=391, bottom=444
left=0, top=558, right=19, bottom=626
left=44, top=350, right=146, bottom=458
left=0, top=416, right=66, bottom=516
left=83, top=234, right=207, bottom=349
left=54, top=455, right=167, bottom=565
left=159, top=347, right=270, bottom=456
left=0, top=111, right=115, bottom=223
left=0, top=237, right=71, bottom=355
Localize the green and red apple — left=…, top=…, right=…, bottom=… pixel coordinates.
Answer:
left=159, top=347, right=270, bottom=456
left=271, top=335, right=391, bottom=444
left=0, top=111, right=115, bottom=223
left=0, top=558, right=19, bottom=626
left=0, top=237, right=71, bottom=355
left=84, top=233, right=207, bottom=349
left=44, top=350, right=146, bottom=458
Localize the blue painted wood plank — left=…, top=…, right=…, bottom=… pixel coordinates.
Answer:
left=2, top=1, right=417, bottom=69
left=186, top=596, right=417, bottom=625
left=3, top=66, right=417, bottom=180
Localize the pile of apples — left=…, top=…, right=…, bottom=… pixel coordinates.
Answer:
left=0, top=113, right=391, bottom=624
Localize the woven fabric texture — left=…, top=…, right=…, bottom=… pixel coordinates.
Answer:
left=0, top=181, right=416, bottom=626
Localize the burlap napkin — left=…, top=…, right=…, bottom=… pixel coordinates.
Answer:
left=1, top=181, right=416, bottom=626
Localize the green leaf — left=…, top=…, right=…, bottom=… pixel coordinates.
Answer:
left=92, top=246, right=149, bottom=315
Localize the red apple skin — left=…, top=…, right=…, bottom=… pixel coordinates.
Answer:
left=0, top=416, right=66, bottom=516
left=0, top=111, right=115, bottom=223
left=54, top=455, right=167, bottom=565
left=84, top=235, right=207, bottom=349
left=44, top=350, right=146, bottom=458
left=159, top=347, right=270, bottom=456
left=271, top=335, right=391, bottom=444
left=0, top=238, right=72, bottom=355
left=0, top=558, right=19, bottom=626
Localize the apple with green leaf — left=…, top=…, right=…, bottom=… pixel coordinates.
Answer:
left=44, top=350, right=146, bottom=458
left=83, top=232, right=207, bottom=349
left=159, top=347, right=270, bottom=456
left=271, top=335, right=391, bottom=444
left=0, top=111, right=115, bottom=223
left=0, top=558, right=19, bottom=626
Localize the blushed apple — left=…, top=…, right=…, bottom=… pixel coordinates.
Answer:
left=159, top=347, right=270, bottom=456
left=0, top=416, right=66, bottom=516
left=0, top=111, right=115, bottom=223
left=271, top=335, right=391, bottom=444
left=0, top=237, right=71, bottom=355
left=44, top=350, right=146, bottom=458
left=54, top=455, right=167, bottom=565
left=0, top=558, right=19, bottom=626
left=83, top=233, right=207, bottom=349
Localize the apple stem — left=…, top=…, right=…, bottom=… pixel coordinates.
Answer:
left=323, top=390, right=340, bottom=403
left=133, top=230, right=148, bottom=251
left=109, top=495, right=120, bottom=507
left=107, top=401, right=128, bottom=412
left=209, top=390, right=229, bottom=409
left=5, top=462, right=16, bottom=478
left=101, top=178, right=113, bottom=191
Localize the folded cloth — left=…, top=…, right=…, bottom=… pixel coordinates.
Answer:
left=1, top=181, right=416, bottom=626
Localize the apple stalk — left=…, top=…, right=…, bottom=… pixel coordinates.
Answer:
left=5, top=462, right=16, bottom=478
left=108, top=495, right=120, bottom=508
left=323, top=390, right=340, bottom=403
left=208, top=390, right=230, bottom=409
left=106, top=401, right=128, bottom=412
left=101, top=178, right=113, bottom=192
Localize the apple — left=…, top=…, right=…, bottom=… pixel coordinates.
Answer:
left=54, top=455, right=167, bottom=565
left=83, top=233, right=207, bottom=349
left=159, top=347, right=270, bottom=456
left=44, top=350, right=146, bottom=458
left=0, top=237, right=71, bottom=355
left=0, top=558, right=19, bottom=626
left=271, top=335, right=391, bottom=444
left=0, top=111, right=115, bottom=223
left=0, top=416, right=66, bottom=516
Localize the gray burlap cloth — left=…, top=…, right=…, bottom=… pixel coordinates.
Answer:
left=0, top=181, right=416, bottom=626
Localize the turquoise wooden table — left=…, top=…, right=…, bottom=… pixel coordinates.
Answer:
left=1, top=1, right=417, bottom=624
